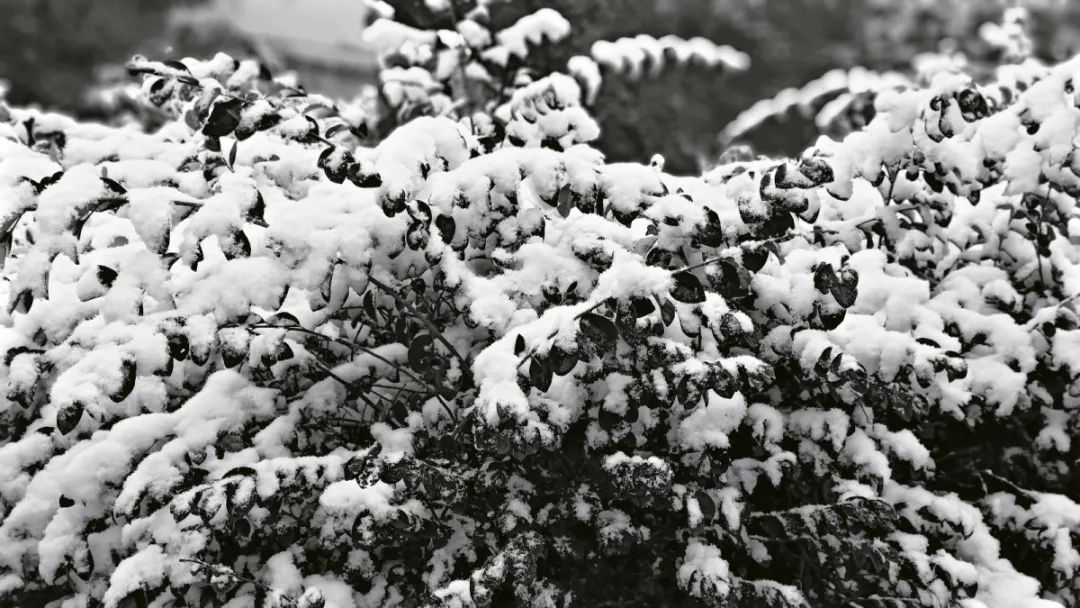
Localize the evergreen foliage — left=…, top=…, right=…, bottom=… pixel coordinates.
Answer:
left=1, top=4, right=1079, bottom=608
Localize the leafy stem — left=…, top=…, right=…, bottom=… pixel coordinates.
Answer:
left=368, top=276, right=469, bottom=371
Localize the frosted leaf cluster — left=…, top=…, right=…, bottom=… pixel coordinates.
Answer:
left=0, top=4, right=1079, bottom=608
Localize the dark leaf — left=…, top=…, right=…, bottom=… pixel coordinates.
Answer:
left=820, top=308, right=847, bottom=330
left=656, top=296, right=676, bottom=326
left=671, top=272, right=706, bottom=304
left=715, top=259, right=747, bottom=299
left=221, top=466, right=258, bottom=479
left=163, top=60, right=191, bottom=73
left=742, top=245, right=768, bottom=272
left=831, top=268, right=859, bottom=308
left=0, top=229, right=13, bottom=271
left=363, top=290, right=377, bottom=319
left=168, top=334, right=189, bottom=361
left=190, top=242, right=205, bottom=271
left=253, top=112, right=281, bottom=133
left=813, top=263, right=836, bottom=293
left=97, top=265, right=118, bottom=288
left=8, top=289, right=33, bottom=315
left=551, top=346, right=578, bottom=376
left=318, top=146, right=349, bottom=184
left=405, top=222, right=429, bottom=250
left=85, top=515, right=108, bottom=533
left=598, top=408, right=621, bottom=431
left=202, top=98, right=245, bottom=138
left=830, top=280, right=858, bottom=309
left=57, top=401, right=84, bottom=435
left=529, top=356, right=553, bottom=392
left=698, top=208, right=724, bottom=248
left=435, top=215, right=456, bottom=244
left=798, top=156, right=835, bottom=185
left=222, top=342, right=247, bottom=368
left=101, top=177, right=127, bottom=194
left=830, top=352, right=843, bottom=373
left=224, top=229, right=251, bottom=259
left=556, top=183, right=573, bottom=218
left=630, top=297, right=655, bottom=317
left=413, top=200, right=432, bottom=223
left=118, top=588, right=150, bottom=608
left=646, top=247, right=673, bottom=268
left=325, top=123, right=352, bottom=139
left=267, top=312, right=300, bottom=327
left=578, top=313, right=618, bottom=349
left=514, top=335, right=526, bottom=356
left=348, top=164, right=382, bottom=188
left=59, top=494, right=75, bottom=508
left=408, top=334, right=435, bottom=371
left=246, top=190, right=267, bottom=227
left=695, top=491, right=716, bottom=523
left=109, top=357, right=137, bottom=402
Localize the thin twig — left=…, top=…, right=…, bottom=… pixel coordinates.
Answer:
left=368, top=276, right=469, bottom=369
left=516, top=300, right=607, bottom=370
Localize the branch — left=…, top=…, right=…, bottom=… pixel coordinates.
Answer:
left=516, top=299, right=607, bottom=370
left=368, top=276, right=469, bottom=370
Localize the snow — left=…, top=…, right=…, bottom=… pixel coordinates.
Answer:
left=101, top=545, right=169, bottom=608
left=788, top=409, right=849, bottom=453
left=746, top=403, right=784, bottom=445
left=370, top=422, right=413, bottom=459
left=678, top=392, right=748, bottom=451
left=503, top=73, right=600, bottom=148
left=872, top=425, right=933, bottom=470
left=3, top=6, right=1080, bottom=608
left=567, top=56, right=602, bottom=105
left=319, top=480, right=396, bottom=519
left=842, top=428, right=892, bottom=479
left=678, top=541, right=731, bottom=599
left=484, top=9, right=571, bottom=65
left=591, top=35, right=748, bottom=81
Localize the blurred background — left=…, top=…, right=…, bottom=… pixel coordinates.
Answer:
left=2, top=0, right=1079, bottom=174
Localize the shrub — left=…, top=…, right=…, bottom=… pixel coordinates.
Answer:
left=1, top=4, right=1079, bottom=608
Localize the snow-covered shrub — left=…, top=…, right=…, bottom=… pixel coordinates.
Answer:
left=589, top=35, right=749, bottom=82
left=718, top=66, right=913, bottom=148
left=718, top=7, right=1041, bottom=156
left=3, top=4, right=1080, bottom=608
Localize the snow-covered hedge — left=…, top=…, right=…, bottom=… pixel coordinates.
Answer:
left=1, top=4, right=1080, bottom=608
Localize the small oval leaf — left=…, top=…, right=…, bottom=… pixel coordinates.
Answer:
left=529, top=356, right=553, bottom=392
left=109, top=357, right=137, bottom=402
left=57, top=402, right=84, bottom=435
left=671, top=272, right=706, bottom=304
left=578, top=313, right=618, bottom=349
